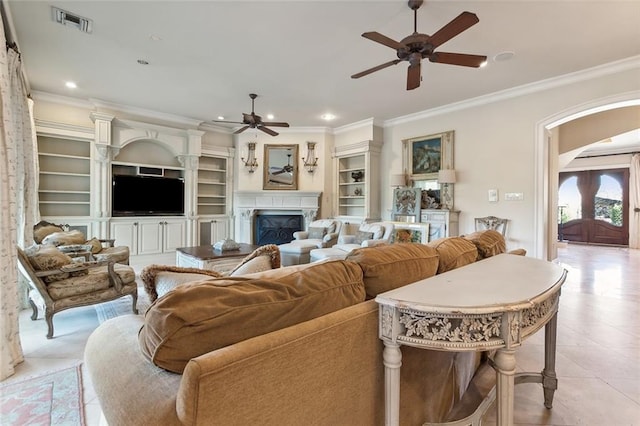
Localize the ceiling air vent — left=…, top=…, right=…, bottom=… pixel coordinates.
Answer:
left=52, top=7, right=93, bottom=34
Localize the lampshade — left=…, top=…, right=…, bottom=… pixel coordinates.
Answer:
left=390, top=174, right=406, bottom=187
left=438, top=169, right=457, bottom=184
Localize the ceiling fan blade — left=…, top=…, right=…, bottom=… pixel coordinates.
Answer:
left=428, top=11, right=479, bottom=49
left=351, top=59, right=402, bottom=79
left=261, top=122, right=290, bottom=128
left=362, top=32, right=405, bottom=50
left=258, top=126, right=278, bottom=136
left=429, top=52, right=487, bottom=67
left=211, top=120, right=244, bottom=125
left=233, top=126, right=250, bottom=134
left=407, top=62, right=421, bottom=90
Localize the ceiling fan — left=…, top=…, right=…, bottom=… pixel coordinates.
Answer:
left=212, top=93, right=290, bottom=136
left=351, top=0, right=487, bottom=90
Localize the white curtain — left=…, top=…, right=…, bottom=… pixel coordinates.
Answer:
left=630, top=153, right=640, bottom=249
left=0, top=17, right=39, bottom=379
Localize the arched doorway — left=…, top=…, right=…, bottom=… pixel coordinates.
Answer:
left=558, top=169, right=629, bottom=245
left=533, top=91, right=640, bottom=260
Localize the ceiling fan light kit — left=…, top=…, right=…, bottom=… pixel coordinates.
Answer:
left=212, top=93, right=290, bottom=136
left=352, top=0, right=487, bottom=90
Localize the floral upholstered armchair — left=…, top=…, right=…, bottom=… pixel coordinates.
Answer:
left=17, top=245, right=137, bottom=338
left=33, top=220, right=130, bottom=265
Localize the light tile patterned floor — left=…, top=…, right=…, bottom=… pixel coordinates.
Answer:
left=7, top=244, right=640, bottom=425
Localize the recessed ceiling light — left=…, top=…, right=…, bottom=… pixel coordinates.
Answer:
left=321, top=113, right=336, bottom=121
left=149, top=35, right=162, bottom=41
left=217, top=116, right=225, bottom=120
left=266, top=114, right=274, bottom=120
left=137, top=59, right=149, bottom=65
left=65, top=81, right=77, bottom=89
left=494, top=51, right=515, bottom=62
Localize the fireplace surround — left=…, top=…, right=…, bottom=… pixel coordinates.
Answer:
left=234, top=191, right=322, bottom=244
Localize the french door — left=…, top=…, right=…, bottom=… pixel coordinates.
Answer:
left=558, top=168, right=629, bottom=246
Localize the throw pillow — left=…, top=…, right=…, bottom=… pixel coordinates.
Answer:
left=463, top=230, right=507, bottom=260
left=359, top=223, right=384, bottom=239
left=354, top=231, right=374, bottom=245
left=228, top=244, right=281, bottom=276
left=138, top=259, right=365, bottom=373
left=86, top=238, right=103, bottom=254
left=427, top=237, right=478, bottom=274
left=33, top=221, right=64, bottom=244
left=24, top=244, right=73, bottom=283
left=42, top=230, right=86, bottom=247
left=346, top=243, right=439, bottom=299
left=140, top=265, right=223, bottom=302
left=307, top=226, right=328, bottom=240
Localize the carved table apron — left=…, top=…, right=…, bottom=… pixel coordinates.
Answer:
left=375, top=254, right=567, bottom=426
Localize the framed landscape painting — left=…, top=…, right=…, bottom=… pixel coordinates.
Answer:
left=403, top=130, right=454, bottom=181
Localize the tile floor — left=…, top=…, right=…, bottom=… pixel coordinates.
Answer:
left=4, top=244, right=640, bottom=425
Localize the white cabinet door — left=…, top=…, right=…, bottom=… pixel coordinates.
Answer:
left=110, top=221, right=139, bottom=254
left=163, top=219, right=186, bottom=252
left=138, top=221, right=164, bottom=255
left=198, top=217, right=229, bottom=245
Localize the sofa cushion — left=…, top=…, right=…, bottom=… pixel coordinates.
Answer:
left=346, top=243, right=439, bottom=299
left=86, top=237, right=103, bottom=254
left=24, top=244, right=74, bottom=283
left=47, top=263, right=135, bottom=299
left=41, top=230, right=86, bottom=247
left=354, top=231, right=374, bottom=244
left=427, top=237, right=478, bottom=274
left=140, top=265, right=223, bottom=302
left=359, top=223, right=384, bottom=239
left=138, top=259, right=365, bottom=373
left=463, top=230, right=507, bottom=260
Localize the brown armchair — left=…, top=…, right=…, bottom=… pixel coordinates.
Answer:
left=17, top=246, right=138, bottom=338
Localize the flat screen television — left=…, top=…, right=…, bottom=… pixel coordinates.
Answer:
left=112, top=174, right=185, bottom=217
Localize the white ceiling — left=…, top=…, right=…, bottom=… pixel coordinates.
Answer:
left=4, top=0, right=640, bottom=141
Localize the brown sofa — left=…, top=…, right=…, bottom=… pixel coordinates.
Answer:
left=85, top=230, right=521, bottom=425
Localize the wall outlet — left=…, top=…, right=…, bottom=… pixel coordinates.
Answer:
left=505, top=192, right=524, bottom=201
left=488, top=189, right=498, bottom=202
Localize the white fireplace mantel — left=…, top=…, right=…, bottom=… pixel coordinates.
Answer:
left=233, top=191, right=322, bottom=243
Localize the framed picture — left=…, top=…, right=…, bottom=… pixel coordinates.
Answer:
left=263, top=144, right=298, bottom=190
left=392, top=187, right=422, bottom=222
left=391, top=223, right=430, bottom=244
left=403, top=130, right=454, bottom=181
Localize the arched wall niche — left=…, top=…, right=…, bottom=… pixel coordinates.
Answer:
left=113, top=139, right=181, bottom=167
left=534, top=91, right=640, bottom=260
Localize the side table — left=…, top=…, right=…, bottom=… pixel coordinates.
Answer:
left=375, top=254, right=567, bottom=426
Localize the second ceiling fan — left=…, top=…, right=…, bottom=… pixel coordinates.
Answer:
left=351, top=0, right=487, bottom=90
left=213, top=93, right=289, bottom=136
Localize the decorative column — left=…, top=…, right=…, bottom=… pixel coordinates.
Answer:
left=90, top=112, right=115, bottom=238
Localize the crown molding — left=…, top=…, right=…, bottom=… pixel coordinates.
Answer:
left=384, top=55, right=640, bottom=127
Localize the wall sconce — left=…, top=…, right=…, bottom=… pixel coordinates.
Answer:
left=390, top=173, right=407, bottom=188
left=438, top=169, right=457, bottom=210
left=242, top=142, right=258, bottom=173
left=302, top=141, right=318, bottom=173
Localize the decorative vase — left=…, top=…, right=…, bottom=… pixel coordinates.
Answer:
left=351, top=170, right=364, bottom=182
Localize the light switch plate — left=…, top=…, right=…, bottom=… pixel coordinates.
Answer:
left=505, top=192, right=524, bottom=201
left=488, top=189, right=498, bottom=202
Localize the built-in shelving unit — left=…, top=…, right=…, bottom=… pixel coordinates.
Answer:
left=37, top=135, right=92, bottom=217
left=333, top=139, right=382, bottom=222
left=197, top=155, right=227, bottom=215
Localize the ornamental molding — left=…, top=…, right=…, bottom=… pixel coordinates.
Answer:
left=398, top=310, right=502, bottom=345
left=521, top=293, right=559, bottom=329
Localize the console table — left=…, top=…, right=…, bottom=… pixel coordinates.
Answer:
left=375, top=254, right=567, bottom=426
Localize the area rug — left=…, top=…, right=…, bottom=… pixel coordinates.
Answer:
left=94, top=287, right=151, bottom=323
left=0, top=363, right=85, bottom=426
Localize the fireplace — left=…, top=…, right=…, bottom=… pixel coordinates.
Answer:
left=255, top=214, right=303, bottom=245
left=234, top=191, right=322, bottom=244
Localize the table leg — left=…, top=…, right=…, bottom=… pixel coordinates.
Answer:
left=494, top=348, right=516, bottom=426
left=383, top=342, right=402, bottom=426
left=542, top=313, right=559, bottom=408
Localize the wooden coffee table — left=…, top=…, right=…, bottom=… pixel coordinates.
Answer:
left=175, top=244, right=261, bottom=272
